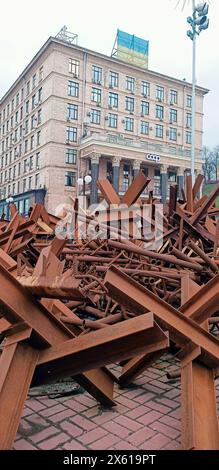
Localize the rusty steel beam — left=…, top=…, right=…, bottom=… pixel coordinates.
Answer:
left=44, top=299, right=117, bottom=407
left=0, top=248, right=17, bottom=273
left=180, top=275, right=219, bottom=450
left=181, top=362, right=219, bottom=450
left=104, top=267, right=219, bottom=367
left=121, top=172, right=150, bottom=206
left=190, top=183, right=219, bottom=226
left=97, top=179, right=121, bottom=205
left=181, top=273, right=219, bottom=324
left=19, top=275, right=84, bottom=300
left=188, top=240, right=219, bottom=273
left=73, top=369, right=116, bottom=408
left=108, top=240, right=203, bottom=271
left=192, top=174, right=204, bottom=200
left=0, top=341, right=39, bottom=450
left=0, top=264, right=73, bottom=347
left=32, top=314, right=167, bottom=386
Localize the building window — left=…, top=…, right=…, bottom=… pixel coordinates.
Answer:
left=68, top=81, right=79, bottom=97
left=15, top=111, right=19, bottom=124
left=18, top=163, right=21, bottom=176
left=109, top=71, right=118, bottom=88
left=20, top=107, right=23, bottom=120
left=106, top=161, right=113, bottom=183
left=156, top=105, right=164, bottom=120
left=23, top=178, right=27, bottom=192
left=29, top=156, right=33, bottom=170
left=141, top=121, right=149, bottom=135
left=141, top=81, right=150, bottom=97
left=36, top=152, right=40, bottom=169
left=154, top=169, right=161, bottom=196
left=169, top=127, right=177, bottom=141
left=141, top=101, right=149, bottom=116
left=26, top=81, right=30, bottom=96
left=26, top=101, right=29, bottom=114
left=32, top=74, right=36, bottom=89
left=32, top=95, right=36, bottom=110
left=24, top=140, right=28, bottom=153
left=25, top=119, right=29, bottom=134
left=66, top=149, right=77, bottom=164
left=126, top=76, right=135, bottom=92
left=155, top=124, right=163, bottom=138
left=186, top=131, right=192, bottom=144
left=17, top=181, right=20, bottom=193
left=36, top=131, right=41, bottom=146
left=30, top=135, right=34, bottom=149
left=186, top=112, right=192, bottom=127
left=170, top=109, right=177, bottom=123
left=65, top=171, right=76, bottom=186
left=35, top=173, right=39, bottom=188
left=67, top=103, right=78, bottom=120
left=38, top=87, right=42, bottom=103
left=38, top=109, right=42, bottom=125
left=125, top=97, right=134, bottom=112
left=29, top=176, right=32, bottom=190
left=187, top=94, right=192, bottom=107
left=91, top=109, right=101, bottom=125
left=39, top=66, right=43, bottom=82
left=91, top=87, right=101, bottom=103
left=156, top=85, right=164, bottom=101
left=168, top=171, right=176, bottom=182
left=67, top=126, right=77, bottom=142
left=16, top=93, right=19, bottom=107
left=92, top=66, right=102, bottom=84
left=123, top=164, right=130, bottom=191
left=14, top=129, right=18, bottom=142
left=24, top=159, right=28, bottom=173
left=69, top=59, right=80, bottom=77
left=170, top=90, right=178, bottom=104
left=108, top=113, right=118, bottom=128
left=125, top=117, right=134, bottom=132
left=31, top=115, right=35, bottom=130
left=109, top=92, right=118, bottom=108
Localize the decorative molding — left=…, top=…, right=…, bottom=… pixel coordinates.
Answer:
left=112, top=156, right=121, bottom=167
left=177, top=167, right=185, bottom=177
left=160, top=164, right=168, bottom=174
left=91, top=154, right=100, bottom=165
left=133, top=160, right=141, bottom=171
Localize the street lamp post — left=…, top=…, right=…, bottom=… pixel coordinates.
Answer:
left=77, top=174, right=92, bottom=210
left=187, top=1, right=209, bottom=184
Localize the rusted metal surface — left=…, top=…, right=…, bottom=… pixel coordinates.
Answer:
left=0, top=174, right=219, bottom=450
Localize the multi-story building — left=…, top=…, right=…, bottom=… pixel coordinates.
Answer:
left=0, top=30, right=208, bottom=217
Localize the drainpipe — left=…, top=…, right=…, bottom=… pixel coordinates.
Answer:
left=78, top=51, right=87, bottom=196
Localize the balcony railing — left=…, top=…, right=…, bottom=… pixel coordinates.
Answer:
left=80, top=133, right=203, bottom=162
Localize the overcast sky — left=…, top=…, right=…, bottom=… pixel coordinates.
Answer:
left=0, top=0, right=218, bottom=147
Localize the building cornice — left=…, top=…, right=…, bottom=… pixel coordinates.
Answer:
left=0, top=37, right=209, bottom=105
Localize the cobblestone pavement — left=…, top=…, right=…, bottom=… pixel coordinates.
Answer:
left=14, top=354, right=219, bottom=450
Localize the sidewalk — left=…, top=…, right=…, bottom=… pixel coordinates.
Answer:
left=14, top=354, right=219, bottom=451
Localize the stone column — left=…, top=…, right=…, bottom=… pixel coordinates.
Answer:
left=133, top=160, right=141, bottom=179
left=112, top=157, right=121, bottom=193
left=177, top=167, right=185, bottom=199
left=160, top=165, right=168, bottom=204
left=90, top=154, right=100, bottom=205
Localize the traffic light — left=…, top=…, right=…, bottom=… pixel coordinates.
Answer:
left=187, top=2, right=209, bottom=40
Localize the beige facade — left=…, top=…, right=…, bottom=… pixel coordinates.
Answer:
left=0, top=36, right=208, bottom=215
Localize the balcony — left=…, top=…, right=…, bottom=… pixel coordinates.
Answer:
left=80, top=133, right=203, bottom=163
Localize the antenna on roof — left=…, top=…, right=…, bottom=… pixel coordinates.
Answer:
left=56, top=26, right=78, bottom=45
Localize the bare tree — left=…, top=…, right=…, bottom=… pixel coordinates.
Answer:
left=203, top=146, right=219, bottom=182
